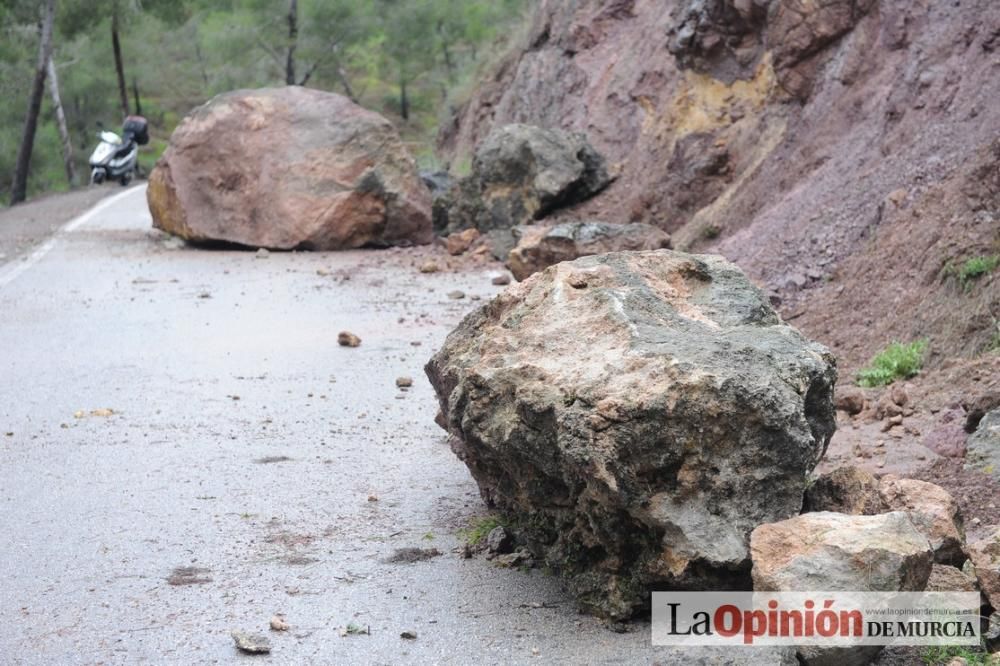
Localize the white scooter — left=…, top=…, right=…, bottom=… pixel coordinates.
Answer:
left=89, top=115, right=148, bottom=186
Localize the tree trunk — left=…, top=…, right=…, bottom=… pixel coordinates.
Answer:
left=46, top=55, right=77, bottom=188
left=112, top=10, right=129, bottom=118
left=285, top=0, right=298, bottom=85
left=400, top=76, right=409, bottom=121
left=132, top=78, right=142, bottom=116
left=10, top=0, right=57, bottom=205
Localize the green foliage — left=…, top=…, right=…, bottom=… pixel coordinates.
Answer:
left=460, top=515, right=501, bottom=545
left=920, top=644, right=990, bottom=665
left=1, top=0, right=530, bottom=203
left=956, top=254, right=999, bottom=290
left=856, top=340, right=928, bottom=387
left=701, top=224, right=721, bottom=240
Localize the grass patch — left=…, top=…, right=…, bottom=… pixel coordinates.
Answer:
left=459, top=515, right=502, bottom=546
left=700, top=224, right=722, bottom=240
left=856, top=340, right=928, bottom=387
left=920, top=644, right=990, bottom=665
left=948, top=254, right=999, bottom=291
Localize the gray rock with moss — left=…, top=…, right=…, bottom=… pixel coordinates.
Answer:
left=426, top=249, right=837, bottom=619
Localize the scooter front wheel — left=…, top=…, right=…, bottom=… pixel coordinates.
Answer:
left=91, top=169, right=106, bottom=185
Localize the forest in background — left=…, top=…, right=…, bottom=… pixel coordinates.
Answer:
left=0, top=0, right=529, bottom=204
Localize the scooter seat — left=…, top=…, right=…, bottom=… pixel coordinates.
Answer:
left=113, top=140, right=136, bottom=158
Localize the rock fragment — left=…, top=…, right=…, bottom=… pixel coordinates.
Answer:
left=878, top=475, right=965, bottom=564
left=232, top=631, right=271, bottom=654
left=506, top=221, right=670, bottom=281
left=446, top=228, right=480, bottom=255
left=337, top=331, right=361, bottom=347
left=751, top=511, right=933, bottom=666
left=803, top=466, right=886, bottom=515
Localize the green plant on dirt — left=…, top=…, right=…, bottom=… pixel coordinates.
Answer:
left=920, top=644, right=990, bottom=665
left=459, top=515, right=501, bottom=546
left=950, top=254, right=999, bottom=291
left=700, top=223, right=721, bottom=240
left=856, top=340, right=928, bottom=387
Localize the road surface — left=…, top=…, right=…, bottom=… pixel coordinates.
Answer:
left=0, top=186, right=782, bottom=664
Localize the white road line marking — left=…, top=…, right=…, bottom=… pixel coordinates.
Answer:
left=0, top=184, right=148, bottom=289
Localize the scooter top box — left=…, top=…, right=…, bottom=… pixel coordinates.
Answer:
left=123, top=115, right=149, bottom=145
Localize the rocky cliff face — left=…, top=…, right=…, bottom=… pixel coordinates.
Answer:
left=439, top=0, right=1000, bottom=370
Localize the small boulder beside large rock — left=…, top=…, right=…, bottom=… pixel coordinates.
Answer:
left=803, top=466, right=886, bottom=515
left=967, top=526, right=1000, bottom=610
left=751, top=511, right=933, bottom=593
left=751, top=511, right=934, bottom=666
left=427, top=249, right=836, bottom=619
left=878, top=475, right=965, bottom=565
left=148, top=87, right=432, bottom=250
left=506, top=221, right=671, bottom=281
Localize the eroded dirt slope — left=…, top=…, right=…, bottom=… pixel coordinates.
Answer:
left=439, top=0, right=1000, bottom=373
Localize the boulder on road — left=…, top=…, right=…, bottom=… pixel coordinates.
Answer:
left=426, top=249, right=836, bottom=619
left=506, top=221, right=671, bottom=281
left=148, top=87, right=432, bottom=250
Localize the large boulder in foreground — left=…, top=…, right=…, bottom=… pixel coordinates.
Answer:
left=751, top=511, right=933, bottom=666
left=426, top=250, right=837, bottom=618
left=506, top=221, right=671, bottom=281
left=147, top=87, right=432, bottom=250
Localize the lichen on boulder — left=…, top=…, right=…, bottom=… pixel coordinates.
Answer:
left=426, top=249, right=837, bottom=618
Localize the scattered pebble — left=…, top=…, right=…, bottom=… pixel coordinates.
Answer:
left=316, top=268, right=330, bottom=276
left=447, top=290, right=465, bottom=300
left=198, top=292, right=211, bottom=299
left=255, top=248, right=270, bottom=259
left=338, top=331, right=361, bottom=347
left=367, top=494, right=379, bottom=502
left=269, top=615, right=290, bottom=632
left=396, top=376, right=413, bottom=388
left=491, top=274, right=511, bottom=286
left=419, top=261, right=439, bottom=274
left=232, top=630, right=271, bottom=654
left=400, top=630, right=418, bottom=640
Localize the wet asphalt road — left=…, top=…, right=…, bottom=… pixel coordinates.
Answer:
left=0, top=187, right=773, bottom=665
